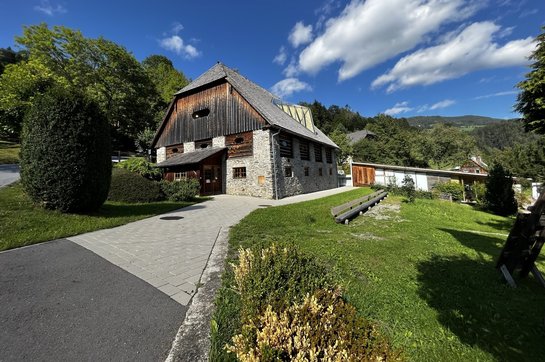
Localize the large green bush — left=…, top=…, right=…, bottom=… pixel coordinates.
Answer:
left=160, top=179, right=200, bottom=201
left=432, top=181, right=465, bottom=201
left=485, top=164, right=518, bottom=216
left=115, top=156, right=162, bottom=180
left=20, top=86, right=111, bottom=212
left=108, top=168, right=163, bottom=203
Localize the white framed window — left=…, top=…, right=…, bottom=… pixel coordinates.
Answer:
left=174, top=171, right=187, bottom=181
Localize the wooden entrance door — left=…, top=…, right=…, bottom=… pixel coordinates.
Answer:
left=202, top=164, right=222, bottom=195
left=352, top=165, right=375, bottom=186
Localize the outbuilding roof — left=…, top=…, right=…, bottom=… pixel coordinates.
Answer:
left=172, top=62, right=337, bottom=148
left=156, top=147, right=226, bottom=168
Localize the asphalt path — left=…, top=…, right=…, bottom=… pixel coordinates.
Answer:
left=0, top=164, right=20, bottom=187
left=0, top=239, right=186, bottom=361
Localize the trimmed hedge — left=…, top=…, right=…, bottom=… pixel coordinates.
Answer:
left=108, top=168, right=163, bottom=203
left=20, top=86, right=111, bottom=212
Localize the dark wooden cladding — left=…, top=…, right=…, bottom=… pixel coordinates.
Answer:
left=195, top=138, right=213, bottom=149
left=226, top=131, right=253, bottom=158
left=279, top=133, right=293, bottom=158
left=166, top=143, right=184, bottom=159
left=156, top=81, right=266, bottom=148
left=314, top=143, right=323, bottom=162
left=326, top=148, right=333, bottom=163
left=299, top=140, right=310, bottom=160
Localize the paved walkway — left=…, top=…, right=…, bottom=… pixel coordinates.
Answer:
left=68, top=186, right=355, bottom=306
left=0, top=164, right=20, bottom=187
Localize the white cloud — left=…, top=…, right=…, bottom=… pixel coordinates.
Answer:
left=34, top=0, right=66, bottom=16
left=473, top=90, right=518, bottom=100
left=298, top=0, right=480, bottom=81
left=159, top=35, right=201, bottom=59
left=171, top=22, right=184, bottom=34
left=384, top=101, right=413, bottom=115
left=283, top=60, right=299, bottom=77
left=289, top=22, right=313, bottom=48
left=372, top=22, right=535, bottom=92
left=270, top=78, right=312, bottom=98
left=430, top=99, right=456, bottom=110
left=273, top=46, right=287, bottom=65
left=386, top=99, right=455, bottom=115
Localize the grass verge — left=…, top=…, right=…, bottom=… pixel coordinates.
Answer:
left=0, top=141, right=20, bottom=164
left=0, top=183, right=196, bottom=251
left=211, top=188, right=545, bottom=361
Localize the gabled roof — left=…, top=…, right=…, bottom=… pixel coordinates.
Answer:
left=347, top=130, right=376, bottom=143
left=171, top=62, right=337, bottom=148
left=156, top=147, right=226, bottom=168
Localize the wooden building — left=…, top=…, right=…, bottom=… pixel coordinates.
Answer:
left=352, top=161, right=487, bottom=197
left=151, top=62, right=339, bottom=198
left=458, top=156, right=488, bottom=174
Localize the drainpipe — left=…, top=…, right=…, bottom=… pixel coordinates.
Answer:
left=271, top=128, right=281, bottom=200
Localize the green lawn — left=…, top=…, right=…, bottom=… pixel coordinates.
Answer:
left=0, top=141, right=20, bottom=164
left=0, top=183, right=195, bottom=251
left=218, top=188, right=545, bottom=361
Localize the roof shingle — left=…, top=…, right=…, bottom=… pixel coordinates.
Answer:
left=175, top=63, right=338, bottom=148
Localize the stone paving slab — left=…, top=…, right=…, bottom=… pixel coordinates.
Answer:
left=68, top=195, right=266, bottom=305
left=68, top=186, right=356, bottom=306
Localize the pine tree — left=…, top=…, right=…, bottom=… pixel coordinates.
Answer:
left=484, top=164, right=518, bottom=216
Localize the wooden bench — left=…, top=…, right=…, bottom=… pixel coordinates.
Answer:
left=331, top=190, right=388, bottom=224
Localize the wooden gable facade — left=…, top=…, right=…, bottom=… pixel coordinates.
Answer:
left=155, top=80, right=266, bottom=148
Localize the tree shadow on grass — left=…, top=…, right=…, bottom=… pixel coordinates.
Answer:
left=417, top=241, right=545, bottom=360
left=439, top=228, right=505, bottom=259
left=475, top=218, right=515, bottom=233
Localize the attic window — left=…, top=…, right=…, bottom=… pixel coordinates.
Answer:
left=234, top=137, right=244, bottom=144
left=192, top=108, right=210, bottom=119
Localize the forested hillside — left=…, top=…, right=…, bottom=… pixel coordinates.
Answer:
left=301, top=100, right=545, bottom=181
left=407, top=115, right=510, bottom=129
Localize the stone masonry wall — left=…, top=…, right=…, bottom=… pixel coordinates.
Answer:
left=272, top=137, right=337, bottom=199
left=224, top=130, right=274, bottom=198
left=183, top=142, right=195, bottom=153
left=156, top=147, right=166, bottom=163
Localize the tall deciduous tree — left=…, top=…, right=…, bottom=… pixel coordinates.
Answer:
left=418, top=123, right=477, bottom=169
left=515, top=27, right=544, bottom=133
left=0, top=24, right=160, bottom=146
left=142, top=55, right=189, bottom=105
left=328, top=128, right=352, bottom=166
left=0, top=47, right=28, bottom=74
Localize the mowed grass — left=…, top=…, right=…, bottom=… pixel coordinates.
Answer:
left=0, top=141, right=20, bottom=164
left=0, top=183, right=194, bottom=251
left=223, top=188, right=545, bottom=361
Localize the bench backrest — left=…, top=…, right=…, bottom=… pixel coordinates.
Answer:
left=330, top=190, right=385, bottom=217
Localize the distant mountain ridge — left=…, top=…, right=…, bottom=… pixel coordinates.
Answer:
left=406, top=115, right=513, bottom=128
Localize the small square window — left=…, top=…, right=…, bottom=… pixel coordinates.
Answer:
left=233, top=167, right=246, bottom=179
left=318, top=168, right=323, bottom=176
left=284, top=166, right=293, bottom=177
left=304, top=167, right=310, bottom=176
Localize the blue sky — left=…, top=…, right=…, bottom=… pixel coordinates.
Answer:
left=1, top=0, right=544, bottom=119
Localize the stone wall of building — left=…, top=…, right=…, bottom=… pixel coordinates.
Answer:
left=212, top=136, right=226, bottom=148
left=272, top=137, right=337, bottom=199
left=156, top=147, right=166, bottom=163
left=183, top=142, right=195, bottom=153
left=224, top=130, right=274, bottom=198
